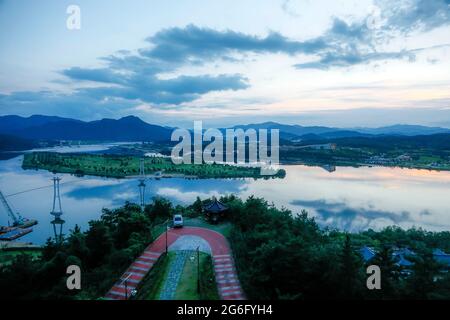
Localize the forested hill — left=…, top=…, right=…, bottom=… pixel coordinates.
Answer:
left=288, top=133, right=450, bottom=151
left=0, top=115, right=173, bottom=142
left=0, top=134, right=37, bottom=151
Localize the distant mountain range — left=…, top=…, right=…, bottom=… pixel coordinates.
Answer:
left=0, top=115, right=173, bottom=142
left=231, top=121, right=450, bottom=140
left=1, top=115, right=449, bottom=145
left=350, top=124, right=450, bottom=136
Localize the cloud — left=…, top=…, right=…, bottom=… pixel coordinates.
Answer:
left=295, top=49, right=416, bottom=69
left=287, top=1, right=450, bottom=70
left=66, top=72, right=249, bottom=105
left=55, top=24, right=332, bottom=107
left=2, top=0, right=450, bottom=120
left=59, top=19, right=424, bottom=107
left=59, top=26, right=270, bottom=105
left=140, top=24, right=327, bottom=63
left=281, top=0, right=301, bottom=18
left=62, top=67, right=127, bottom=85
left=292, top=16, right=421, bottom=70
left=0, top=90, right=137, bottom=120
left=377, top=0, right=450, bottom=33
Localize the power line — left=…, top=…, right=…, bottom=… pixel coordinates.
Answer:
left=4, top=178, right=89, bottom=197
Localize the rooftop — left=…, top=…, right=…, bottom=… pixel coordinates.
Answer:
left=203, top=197, right=228, bottom=213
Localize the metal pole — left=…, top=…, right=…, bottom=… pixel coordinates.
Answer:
left=57, top=177, right=62, bottom=212
left=165, top=219, right=168, bottom=254
left=52, top=177, right=56, bottom=212
left=197, top=246, right=200, bottom=295
left=122, top=273, right=131, bottom=300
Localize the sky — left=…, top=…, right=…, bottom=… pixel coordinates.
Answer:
left=0, top=0, right=450, bottom=128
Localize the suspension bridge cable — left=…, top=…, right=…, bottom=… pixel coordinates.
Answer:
left=4, top=178, right=90, bottom=197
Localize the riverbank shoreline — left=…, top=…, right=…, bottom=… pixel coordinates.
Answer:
left=281, top=159, right=450, bottom=172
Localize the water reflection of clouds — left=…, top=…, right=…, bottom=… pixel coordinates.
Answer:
left=65, top=177, right=247, bottom=206
left=65, top=180, right=137, bottom=206
left=290, top=199, right=412, bottom=231
left=313, top=166, right=450, bottom=185
left=156, top=187, right=221, bottom=203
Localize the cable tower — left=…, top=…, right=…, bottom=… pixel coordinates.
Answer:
left=138, top=157, right=146, bottom=211
left=50, top=176, right=64, bottom=243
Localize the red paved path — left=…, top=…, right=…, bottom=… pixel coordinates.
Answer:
left=105, top=227, right=244, bottom=300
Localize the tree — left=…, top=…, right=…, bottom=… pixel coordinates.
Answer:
left=146, top=197, right=172, bottom=222
left=41, top=237, right=59, bottom=262
left=66, top=224, right=89, bottom=263
left=339, top=234, right=364, bottom=299
left=191, top=197, right=203, bottom=216
left=85, top=221, right=113, bottom=268
left=115, top=212, right=151, bottom=249
left=406, top=249, right=442, bottom=299
left=368, top=245, right=401, bottom=299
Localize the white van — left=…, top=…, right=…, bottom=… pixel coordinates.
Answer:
left=173, top=214, right=183, bottom=228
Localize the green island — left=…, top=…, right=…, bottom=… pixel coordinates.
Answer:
left=22, top=152, right=286, bottom=179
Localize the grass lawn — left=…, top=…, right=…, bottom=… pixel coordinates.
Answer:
left=151, top=223, right=168, bottom=239
left=135, top=252, right=174, bottom=300
left=175, top=251, right=219, bottom=300
left=135, top=250, right=219, bottom=300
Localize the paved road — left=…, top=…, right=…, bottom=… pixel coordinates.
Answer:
left=105, top=227, right=245, bottom=300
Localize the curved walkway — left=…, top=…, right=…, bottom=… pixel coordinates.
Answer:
left=169, top=235, right=211, bottom=254
left=159, top=250, right=190, bottom=300
left=105, top=226, right=245, bottom=300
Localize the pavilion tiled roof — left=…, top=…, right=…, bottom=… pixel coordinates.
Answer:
left=203, top=197, right=228, bottom=213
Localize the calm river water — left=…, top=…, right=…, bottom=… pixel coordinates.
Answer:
left=1, top=145, right=450, bottom=244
